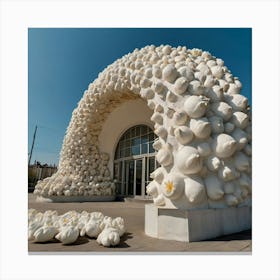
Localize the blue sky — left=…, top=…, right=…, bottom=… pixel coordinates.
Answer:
left=28, top=28, right=252, bottom=165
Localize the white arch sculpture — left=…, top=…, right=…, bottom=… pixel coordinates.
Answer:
left=34, top=45, right=251, bottom=211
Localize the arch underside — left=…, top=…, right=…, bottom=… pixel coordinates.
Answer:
left=34, top=45, right=252, bottom=210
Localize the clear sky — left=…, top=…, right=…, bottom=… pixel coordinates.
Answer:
left=28, top=28, right=252, bottom=166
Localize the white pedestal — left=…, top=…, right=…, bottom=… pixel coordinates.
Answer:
left=145, top=204, right=251, bottom=242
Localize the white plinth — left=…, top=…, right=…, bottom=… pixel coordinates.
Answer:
left=145, top=204, right=251, bottom=242
left=36, top=195, right=116, bottom=203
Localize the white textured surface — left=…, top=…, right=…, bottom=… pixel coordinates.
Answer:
left=33, top=45, right=252, bottom=210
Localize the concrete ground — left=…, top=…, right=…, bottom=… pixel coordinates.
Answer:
left=28, top=194, right=252, bottom=253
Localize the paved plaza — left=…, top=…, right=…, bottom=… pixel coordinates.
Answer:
left=28, top=194, right=252, bottom=253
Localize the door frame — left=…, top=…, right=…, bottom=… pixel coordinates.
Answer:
left=114, top=153, right=156, bottom=198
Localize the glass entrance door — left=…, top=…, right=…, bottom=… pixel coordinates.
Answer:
left=135, top=159, right=143, bottom=196
left=119, top=156, right=156, bottom=198
left=124, top=160, right=134, bottom=196
left=123, top=158, right=143, bottom=197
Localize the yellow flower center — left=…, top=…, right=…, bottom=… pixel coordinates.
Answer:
left=165, top=181, right=174, bottom=193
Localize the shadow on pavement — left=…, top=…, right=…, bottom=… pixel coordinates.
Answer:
left=117, top=232, right=133, bottom=248
left=205, top=230, right=252, bottom=242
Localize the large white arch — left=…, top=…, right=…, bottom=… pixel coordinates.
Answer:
left=34, top=44, right=251, bottom=210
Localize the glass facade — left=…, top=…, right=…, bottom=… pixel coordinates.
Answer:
left=114, top=125, right=157, bottom=197
left=114, top=125, right=156, bottom=160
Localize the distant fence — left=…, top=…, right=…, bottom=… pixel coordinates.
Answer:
left=28, top=166, right=57, bottom=192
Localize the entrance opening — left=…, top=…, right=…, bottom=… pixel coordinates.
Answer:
left=114, top=125, right=157, bottom=198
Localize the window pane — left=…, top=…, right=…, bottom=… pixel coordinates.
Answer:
left=141, top=135, right=148, bottom=144
left=135, top=160, right=142, bottom=195
left=149, top=142, right=155, bottom=153
left=149, top=157, right=155, bottom=178
left=124, top=147, right=130, bottom=157
left=148, top=132, right=155, bottom=141
left=120, top=149, right=125, bottom=158
left=132, top=137, right=141, bottom=146
left=114, top=125, right=156, bottom=160
left=124, top=139, right=130, bottom=148
left=141, top=143, right=148, bottom=154
left=132, top=145, right=140, bottom=155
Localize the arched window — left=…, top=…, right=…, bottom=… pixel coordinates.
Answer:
left=114, top=125, right=157, bottom=198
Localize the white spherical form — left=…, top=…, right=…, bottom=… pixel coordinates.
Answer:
left=146, top=181, right=159, bottom=197
left=156, top=147, right=173, bottom=167
left=140, top=88, right=154, bottom=100
left=140, top=78, right=152, bottom=88
left=162, top=64, right=179, bottom=83
left=189, top=118, right=212, bottom=139
left=154, top=126, right=168, bottom=139
left=152, top=138, right=163, bottom=151
left=209, top=116, right=224, bottom=134
left=205, top=85, right=224, bottom=102
left=153, top=194, right=165, bottom=206
left=96, top=227, right=120, bottom=247
left=232, top=128, right=248, bottom=150
left=184, top=95, right=209, bottom=118
left=196, top=62, right=210, bottom=74
left=223, top=181, right=236, bottom=194
left=227, top=83, right=241, bottom=95
left=152, top=65, right=162, bottom=78
left=55, top=226, right=80, bottom=245
left=224, top=122, right=235, bottom=133
left=178, top=66, right=194, bottom=82
left=151, top=112, right=163, bottom=125
left=82, top=221, right=102, bottom=238
left=174, top=77, right=188, bottom=95
left=196, top=142, right=212, bottom=157
left=173, top=110, right=188, bottom=125
left=224, top=94, right=248, bottom=111
left=155, top=103, right=164, bottom=113
left=144, top=67, right=153, bottom=78
left=174, top=126, right=194, bottom=145
left=147, top=100, right=155, bottom=110
left=162, top=45, right=172, bottom=55
left=176, top=146, right=203, bottom=175
left=211, top=102, right=233, bottom=121
left=206, top=155, right=221, bottom=171
left=161, top=173, right=184, bottom=200
left=211, top=65, right=224, bottom=79
left=194, top=71, right=206, bottom=83
left=231, top=111, right=249, bottom=129
left=204, top=75, right=215, bottom=88
left=188, top=80, right=204, bottom=95
left=234, top=152, right=250, bottom=171
left=150, top=167, right=165, bottom=184
left=212, top=133, right=237, bottom=158
left=166, top=91, right=178, bottom=103
left=34, top=226, right=58, bottom=243
left=184, top=175, right=207, bottom=204
left=218, top=164, right=237, bottom=182
left=152, top=81, right=165, bottom=94
left=225, top=194, right=239, bottom=206
left=204, top=175, right=224, bottom=200
left=239, top=173, right=251, bottom=193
